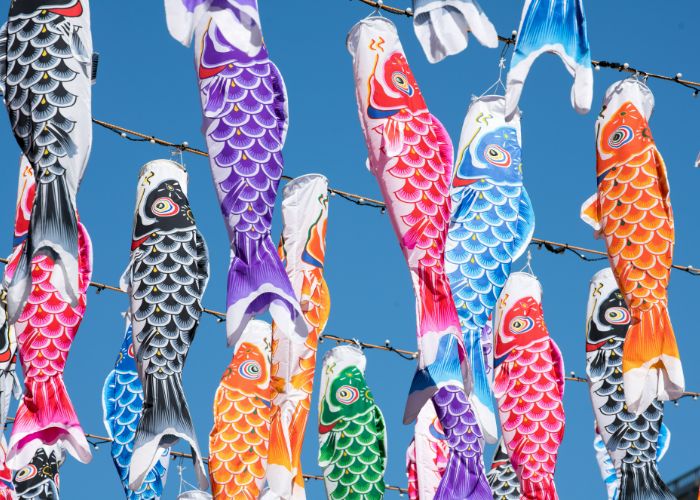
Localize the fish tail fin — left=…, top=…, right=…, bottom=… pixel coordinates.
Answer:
left=226, top=235, right=305, bottom=348
left=619, top=462, right=674, bottom=500
left=130, top=374, right=207, bottom=491
left=7, top=375, right=91, bottom=469
left=7, top=176, right=79, bottom=322
left=262, top=404, right=294, bottom=500
left=431, top=387, right=491, bottom=500
left=623, top=305, right=684, bottom=414
left=580, top=194, right=602, bottom=232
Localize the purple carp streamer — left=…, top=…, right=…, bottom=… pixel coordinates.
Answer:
left=121, top=160, right=209, bottom=491
left=348, top=17, right=490, bottom=499
left=0, top=0, right=95, bottom=321
left=164, top=0, right=305, bottom=348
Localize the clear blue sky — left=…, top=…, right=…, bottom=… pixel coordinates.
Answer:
left=0, top=1, right=697, bottom=498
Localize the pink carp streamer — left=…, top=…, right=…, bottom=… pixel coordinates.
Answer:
left=4, top=160, right=92, bottom=470
left=494, top=272, right=565, bottom=500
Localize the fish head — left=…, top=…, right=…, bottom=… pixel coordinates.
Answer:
left=325, top=366, right=373, bottom=419
left=10, top=0, right=83, bottom=17
left=133, top=161, right=195, bottom=243
left=586, top=288, right=629, bottom=347
left=13, top=447, right=60, bottom=498
left=597, top=101, right=654, bottom=173
left=495, top=296, right=548, bottom=358
left=229, top=341, right=269, bottom=395
left=367, top=51, right=426, bottom=119
left=454, top=125, right=521, bottom=187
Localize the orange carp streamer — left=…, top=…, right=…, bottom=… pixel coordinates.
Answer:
left=209, top=320, right=272, bottom=499
left=581, top=78, right=684, bottom=413
left=265, top=174, right=330, bottom=499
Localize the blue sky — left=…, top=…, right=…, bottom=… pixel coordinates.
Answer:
left=0, top=1, right=698, bottom=498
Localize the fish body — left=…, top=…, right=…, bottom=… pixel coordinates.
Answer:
left=406, top=402, right=448, bottom=500
left=347, top=18, right=481, bottom=498
left=446, top=95, right=534, bottom=442
left=122, top=160, right=209, bottom=491
left=494, top=272, right=565, bottom=500
left=318, top=346, right=386, bottom=500
left=506, top=0, right=592, bottom=117
left=12, top=446, right=61, bottom=499
left=163, top=0, right=304, bottom=347
left=585, top=267, right=674, bottom=500
left=486, top=438, right=520, bottom=500
left=581, top=78, right=683, bottom=413
left=265, top=174, right=330, bottom=500
left=1, top=0, right=95, bottom=320
left=3, top=160, right=92, bottom=470
left=102, top=317, right=169, bottom=499
left=209, top=320, right=272, bottom=500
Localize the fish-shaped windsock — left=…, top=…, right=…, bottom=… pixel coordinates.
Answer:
left=493, top=272, right=565, bottom=499
left=209, top=320, right=272, bottom=500
left=580, top=78, right=683, bottom=413
left=318, top=346, right=386, bottom=500
left=411, top=0, right=497, bottom=63
left=264, top=174, right=330, bottom=500
left=163, top=0, right=305, bottom=348
left=121, top=160, right=209, bottom=491
left=585, top=267, right=675, bottom=500
left=486, top=439, right=520, bottom=500
left=406, top=402, right=448, bottom=500
left=103, top=316, right=170, bottom=499
left=4, top=159, right=92, bottom=469
left=347, top=17, right=486, bottom=499
left=12, top=445, right=62, bottom=500
left=446, top=95, right=535, bottom=443
left=505, top=0, right=593, bottom=118
left=1, top=0, right=95, bottom=322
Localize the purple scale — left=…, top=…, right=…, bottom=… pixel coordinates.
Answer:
left=195, top=1, right=303, bottom=346
left=432, top=386, right=492, bottom=499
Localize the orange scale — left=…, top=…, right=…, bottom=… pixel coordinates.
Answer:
left=648, top=266, right=670, bottom=283
left=634, top=196, right=660, bottom=212
left=646, top=236, right=670, bottom=256
left=620, top=244, right=643, bottom=262
left=613, top=222, right=635, bottom=239
left=212, top=446, right=236, bottom=462
left=629, top=228, right=654, bottom=245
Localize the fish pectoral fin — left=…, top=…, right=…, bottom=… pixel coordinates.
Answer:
left=606, top=424, right=628, bottom=452
left=581, top=194, right=602, bottom=232
left=382, top=119, right=404, bottom=158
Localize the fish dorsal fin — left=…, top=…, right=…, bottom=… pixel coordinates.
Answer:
left=512, top=185, right=535, bottom=261
left=91, top=52, right=99, bottom=85
left=656, top=422, right=671, bottom=462
left=653, top=148, right=673, bottom=220
left=550, top=338, right=566, bottom=397
left=581, top=193, right=602, bottom=232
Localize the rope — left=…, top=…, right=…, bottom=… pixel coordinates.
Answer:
left=353, top=0, right=700, bottom=94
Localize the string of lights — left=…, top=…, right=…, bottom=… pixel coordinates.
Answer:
left=352, top=0, right=700, bottom=95
left=1, top=417, right=410, bottom=495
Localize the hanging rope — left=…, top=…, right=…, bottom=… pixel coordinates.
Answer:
left=352, top=0, right=700, bottom=94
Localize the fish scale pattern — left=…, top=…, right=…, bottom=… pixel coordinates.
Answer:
left=487, top=439, right=520, bottom=500
left=103, top=323, right=168, bottom=499
left=198, top=16, right=301, bottom=347
left=431, top=386, right=490, bottom=499
left=209, top=326, right=272, bottom=500
left=319, top=363, right=386, bottom=500
left=496, top=339, right=565, bottom=499
left=5, top=9, right=78, bottom=181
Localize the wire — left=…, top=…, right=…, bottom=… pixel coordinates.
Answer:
left=92, top=117, right=700, bottom=277
left=0, top=417, right=409, bottom=494
left=353, top=0, right=700, bottom=95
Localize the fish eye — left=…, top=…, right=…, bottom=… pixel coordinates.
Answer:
left=336, top=385, right=360, bottom=405
left=484, top=144, right=511, bottom=167
left=608, top=125, right=633, bottom=149
left=391, top=71, right=413, bottom=96
left=151, top=197, right=180, bottom=217
left=238, top=360, right=262, bottom=380
left=605, top=307, right=630, bottom=325
left=15, top=465, right=37, bottom=482
left=509, top=316, right=534, bottom=334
